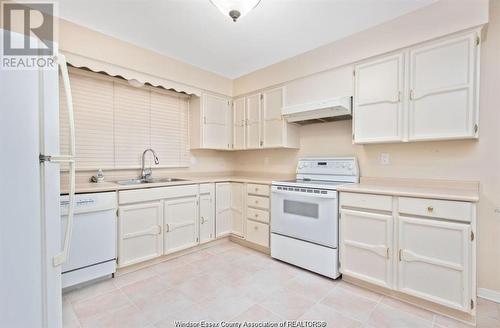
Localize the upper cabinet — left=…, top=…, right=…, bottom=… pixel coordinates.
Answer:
left=232, top=88, right=299, bottom=150
left=190, top=93, right=232, bottom=150
left=408, top=33, right=479, bottom=141
left=263, top=87, right=299, bottom=148
left=353, top=29, right=480, bottom=144
left=354, top=53, right=405, bottom=143
left=191, top=90, right=297, bottom=151
left=246, top=93, right=262, bottom=149
left=233, top=97, right=246, bottom=150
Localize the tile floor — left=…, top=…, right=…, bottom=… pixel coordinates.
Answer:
left=63, top=240, right=500, bottom=328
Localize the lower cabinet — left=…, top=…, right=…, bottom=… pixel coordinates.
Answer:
left=163, top=195, right=199, bottom=255
left=340, top=208, right=393, bottom=289
left=117, top=182, right=271, bottom=268
left=246, top=219, right=269, bottom=247
left=398, top=216, right=472, bottom=311
left=245, top=183, right=271, bottom=248
left=339, top=192, right=476, bottom=314
left=118, top=202, right=163, bottom=267
left=118, top=185, right=200, bottom=268
left=199, top=184, right=215, bottom=244
left=215, top=182, right=244, bottom=237
left=231, top=183, right=245, bottom=237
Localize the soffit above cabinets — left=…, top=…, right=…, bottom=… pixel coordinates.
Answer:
left=56, top=0, right=435, bottom=79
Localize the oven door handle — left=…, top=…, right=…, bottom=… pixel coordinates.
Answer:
left=271, top=189, right=337, bottom=199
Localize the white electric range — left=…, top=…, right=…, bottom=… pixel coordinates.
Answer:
left=270, top=157, right=359, bottom=279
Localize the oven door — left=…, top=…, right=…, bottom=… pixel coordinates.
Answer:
left=271, top=186, right=338, bottom=248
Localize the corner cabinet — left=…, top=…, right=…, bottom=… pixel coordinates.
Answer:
left=190, top=93, right=232, bottom=150
left=215, top=182, right=245, bottom=237
left=233, top=97, right=246, bottom=150
left=353, top=29, right=480, bottom=144
left=339, top=192, right=476, bottom=315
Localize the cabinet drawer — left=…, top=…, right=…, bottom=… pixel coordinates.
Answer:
left=247, top=195, right=270, bottom=210
left=247, top=183, right=270, bottom=196
left=398, top=197, right=473, bottom=223
left=246, top=220, right=269, bottom=247
left=340, top=192, right=392, bottom=211
left=247, top=207, right=269, bottom=224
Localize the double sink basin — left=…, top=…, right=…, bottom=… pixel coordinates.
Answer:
left=115, top=177, right=187, bottom=186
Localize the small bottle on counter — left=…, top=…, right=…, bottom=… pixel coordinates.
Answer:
left=90, top=168, right=105, bottom=183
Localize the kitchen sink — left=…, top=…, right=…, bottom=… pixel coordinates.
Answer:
left=115, top=177, right=187, bottom=185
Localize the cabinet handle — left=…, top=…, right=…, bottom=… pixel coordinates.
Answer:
left=255, top=187, right=259, bottom=192
left=254, top=225, right=258, bottom=230
left=398, top=249, right=402, bottom=261
left=165, top=224, right=170, bottom=233
left=255, top=213, right=259, bottom=218
left=427, top=206, right=434, bottom=212
left=200, top=216, right=205, bottom=224
left=409, top=89, right=415, bottom=100
left=386, top=248, right=389, bottom=259
left=203, top=116, right=207, bottom=124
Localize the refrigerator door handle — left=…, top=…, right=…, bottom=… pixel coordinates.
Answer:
left=52, top=54, right=76, bottom=267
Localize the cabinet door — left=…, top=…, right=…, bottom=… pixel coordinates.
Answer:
left=164, top=196, right=199, bottom=254
left=118, top=202, right=163, bottom=267
left=354, top=53, right=405, bottom=143
left=202, top=94, right=231, bottom=149
left=246, top=93, right=262, bottom=149
left=340, top=209, right=393, bottom=288
left=233, top=97, right=246, bottom=150
left=216, top=183, right=232, bottom=237
left=398, top=216, right=471, bottom=312
left=199, top=188, right=215, bottom=244
left=262, top=88, right=284, bottom=148
left=408, top=32, right=479, bottom=141
left=231, top=183, right=245, bottom=237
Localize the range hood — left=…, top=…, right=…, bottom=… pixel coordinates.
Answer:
left=282, top=96, right=352, bottom=125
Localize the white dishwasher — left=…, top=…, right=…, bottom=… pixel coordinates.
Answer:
left=60, top=191, right=117, bottom=288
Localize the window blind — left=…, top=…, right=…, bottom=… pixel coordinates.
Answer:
left=59, top=72, right=114, bottom=170
left=60, top=68, right=190, bottom=170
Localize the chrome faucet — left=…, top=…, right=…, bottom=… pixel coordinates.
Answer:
left=141, top=149, right=160, bottom=181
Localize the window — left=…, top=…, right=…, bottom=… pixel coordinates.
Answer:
left=60, top=68, right=190, bottom=170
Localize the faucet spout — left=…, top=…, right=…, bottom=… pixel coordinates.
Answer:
left=141, top=148, right=160, bottom=180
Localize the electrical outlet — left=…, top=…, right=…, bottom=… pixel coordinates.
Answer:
left=380, top=153, right=390, bottom=165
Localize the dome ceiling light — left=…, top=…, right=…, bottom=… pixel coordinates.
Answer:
left=209, top=0, right=262, bottom=22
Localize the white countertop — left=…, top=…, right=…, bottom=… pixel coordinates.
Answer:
left=61, top=174, right=283, bottom=195
left=336, top=177, right=480, bottom=202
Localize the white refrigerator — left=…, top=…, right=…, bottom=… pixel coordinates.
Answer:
left=0, top=31, right=75, bottom=328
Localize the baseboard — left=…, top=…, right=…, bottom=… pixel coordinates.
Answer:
left=478, top=288, right=500, bottom=304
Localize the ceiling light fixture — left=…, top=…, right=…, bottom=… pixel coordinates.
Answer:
left=209, top=0, right=262, bottom=22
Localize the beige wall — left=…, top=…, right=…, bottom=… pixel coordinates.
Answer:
left=58, top=19, right=233, bottom=96
left=233, top=0, right=500, bottom=294
left=233, top=0, right=489, bottom=96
